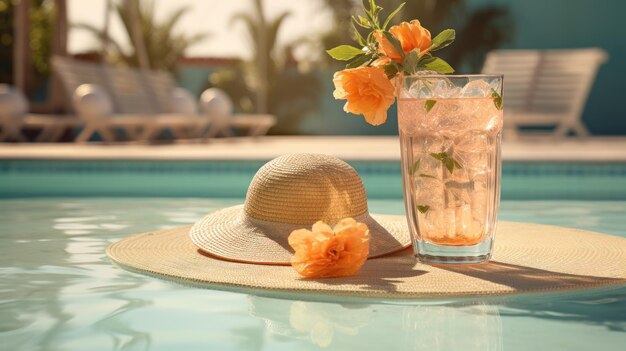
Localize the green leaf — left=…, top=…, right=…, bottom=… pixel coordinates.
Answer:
left=382, top=31, right=405, bottom=59
left=430, top=152, right=446, bottom=161
left=326, top=45, right=365, bottom=61
left=346, top=54, right=371, bottom=69
left=419, top=57, right=455, bottom=73
left=424, top=99, right=437, bottom=112
left=351, top=22, right=367, bottom=47
left=402, top=49, right=419, bottom=75
left=382, top=2, right=405, bottom=30
left=382, top=63, right=399, bottom=79
left=419, top=173, right=437, bottom=179
left=491, top=88, right=503, bottom=110
left=417, top=205, right=430, bottom=214
left=430, top=152, right=461, bottom=173
left=357, top=15, right=370, bottom=28
left=444, top=158, right=455, bottom=173
left=430, top=29, right=456, bottom=52
left=408, top=159, right=420, bottom=175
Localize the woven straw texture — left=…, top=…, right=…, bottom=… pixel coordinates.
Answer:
left=190, top=154, right=410, bottom=263
left=190, top=206, right=409, bottom=264
left=243, top=154, right=368, bottom=223
left=107, top=221, right=626, bottom=299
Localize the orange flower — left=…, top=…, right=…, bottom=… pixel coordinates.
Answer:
left=288, top=218, right=370, bottom=279
left=332, top=66, right=395, bottom=126
left=374, top=20, right=432, bottom=63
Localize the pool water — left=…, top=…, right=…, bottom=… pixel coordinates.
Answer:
left=1, top=198, right=625, bottom=350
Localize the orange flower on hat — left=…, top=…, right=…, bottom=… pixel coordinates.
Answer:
left=288, top=218, right=370, bottom=279
left=332, top=66, right=395, bottom=126
left=374, top=20, right=432, bottom=63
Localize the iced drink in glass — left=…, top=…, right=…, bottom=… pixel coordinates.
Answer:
left=398, top=75, right=503, bottom=264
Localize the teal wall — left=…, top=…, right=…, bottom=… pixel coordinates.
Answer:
left=177, top=0, right=625, bottom=135
left=175, top=65, right=215, bottom=97
left=466, top=0, right=626, bottom=135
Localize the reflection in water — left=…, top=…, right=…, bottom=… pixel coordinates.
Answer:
left=402, top=303, right=502, bottom=351
left=248, top=296, right=502, bottom=350
left=248, top=296, right=374, bottom=348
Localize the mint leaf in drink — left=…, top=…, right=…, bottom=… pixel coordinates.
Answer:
left=326, top=45, right=365, bottom=61
left=491, top=88, right=503, bottom=110
left=430, top=152, right=462, bottom=173
left=444, top=157, right=454, bottom=173
left=417, top=205, right=430, bottom=214
left=408, top=159, right=420, bottom=175
left=430, top=29, right=455, bottom=52
left=424, top=99, right=437, bottom=112
left=419, top=173, right=437, bottom=179
left=429, top=152, right=446, bottom=161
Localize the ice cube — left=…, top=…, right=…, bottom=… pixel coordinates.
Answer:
left=471, top=188, right=488, bottom=222
left=453, top=131, right=491, bottom=174
left=461, top=80, right=493, bottom=98
left=432, top=79, right=462, bottom=98
left=411, top=134, right=445, bottom=155
left=455, top=204, right=483, bottom=242
left=421, top=208, right=456, bottom=241
left=414, top=177, right=445, bottom=210
left=397, top=99, right=423, bottom=135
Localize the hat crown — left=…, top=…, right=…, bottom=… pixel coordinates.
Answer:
left=244, top=154, right=368, bottom=224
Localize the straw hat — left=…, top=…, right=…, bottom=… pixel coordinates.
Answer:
left=189, top=153, right=411, bottom=264
left=106, top=154, right=626, bottom=299
left=107, top=221, right=626, bottom=299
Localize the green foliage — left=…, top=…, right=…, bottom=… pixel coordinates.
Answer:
left=74, top=0, right=207, bottom=72
left=326, top=0, right=456, bottom=75
left=419, top=57, right=455, bottom=73
left=407, top=159, right=420, bottom=175
left=29, top=0, right=54, bottom=77
left=430, top=29, right=456, bottom=52
left=209, top=0, right=322, bottom=135
left=417, top=205, right=430, bottom=214
left=0, top=0, right=14, bottom=83
left=491, top=88, right=503, bottom=110
left=323, top=0, right=514, bottom=74
left=430, top=152, right=462, bottom=173
left=326, top=45, right=364, bottom=61
left=424, top=99, right=437, bottom=112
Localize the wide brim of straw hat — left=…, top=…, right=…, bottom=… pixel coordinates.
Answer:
left=189, top=205, right=411, bottom=265
left=107, top=221, right=626, bottom=300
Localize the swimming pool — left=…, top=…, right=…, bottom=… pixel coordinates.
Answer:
left=1, top=160, right=625, bottom=350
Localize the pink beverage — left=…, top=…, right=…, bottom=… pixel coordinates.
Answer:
left=398, top=75, right=503, bottom=264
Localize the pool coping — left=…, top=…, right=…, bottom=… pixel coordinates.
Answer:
left=1, top=136, right=625, bottom=162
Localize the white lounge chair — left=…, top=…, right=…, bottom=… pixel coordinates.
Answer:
left=200, top=88, right=276, bottom=138
left=0, top=85, right=28, bottom=142
left=0, top=84, right=83, bottom=142
left=482, top=48, right=608, bottom=138
left=52, top=56, right=201, bottom=143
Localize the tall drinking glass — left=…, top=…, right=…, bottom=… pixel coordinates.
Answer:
left=397, top=75, right=503, bottom=264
